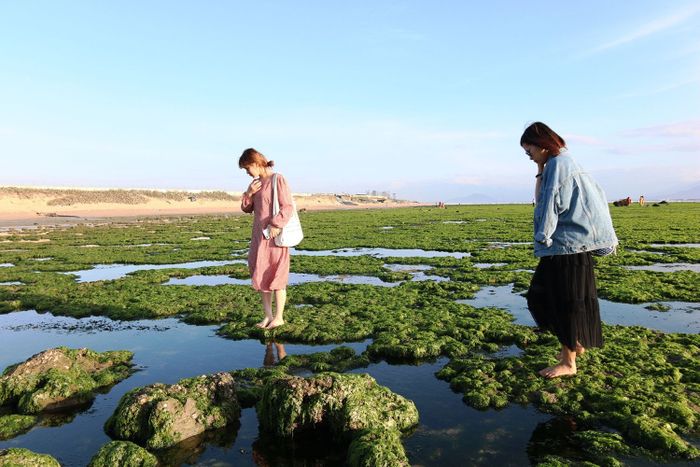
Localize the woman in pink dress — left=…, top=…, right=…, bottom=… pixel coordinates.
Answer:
left=239, top=148, right=294, bottom=330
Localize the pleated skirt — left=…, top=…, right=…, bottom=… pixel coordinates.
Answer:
left=526, top=252, right=603, bottom=351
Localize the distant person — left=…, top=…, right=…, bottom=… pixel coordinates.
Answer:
left=521, top=122, right=618, bottom=378
left=239, top=148, right=295, bottom=330
left=639, top=195, right=645, bottom=207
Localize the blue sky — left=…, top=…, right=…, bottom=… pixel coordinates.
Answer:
left=1, top=1, right=698, bottom=202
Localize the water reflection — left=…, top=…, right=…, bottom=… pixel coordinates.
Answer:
left=263, top=342, right=287, bottom=367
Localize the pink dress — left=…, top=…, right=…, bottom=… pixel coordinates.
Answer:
left=240, top=173, right=294, bottom=291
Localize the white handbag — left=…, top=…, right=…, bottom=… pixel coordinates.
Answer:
left=272, top=173, right=304, bottom=247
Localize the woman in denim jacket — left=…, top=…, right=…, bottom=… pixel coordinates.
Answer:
left=521, top=122, right=618, bottom=378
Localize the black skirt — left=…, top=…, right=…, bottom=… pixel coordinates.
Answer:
left=526, top=252, right=603, bottom=351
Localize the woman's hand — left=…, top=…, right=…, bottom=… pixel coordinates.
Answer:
left=268, top=226, right=282, bottom=238
left=245, top=178, right=262, bottom=197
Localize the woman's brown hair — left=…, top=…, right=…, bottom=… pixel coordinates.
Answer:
left=238, top=148, right=275, bottom=169
left=520, top=122, right=566, bottom=155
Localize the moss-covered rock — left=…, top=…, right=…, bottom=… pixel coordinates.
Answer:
left=0, top=448, right=60, bottom=466
left=0, top=347, right=134, bottom=413
left=105, top=372, right=240, bottom=449
left=347, top=429, right=410, bottom=466
left=87, top=440, right=158, bottom=467
left=257, top=372, right=417, bottom=466
left=0, top=414, right=38, bottom=440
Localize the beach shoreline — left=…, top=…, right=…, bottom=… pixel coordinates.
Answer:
left=0, top=186, right=425, bottom=228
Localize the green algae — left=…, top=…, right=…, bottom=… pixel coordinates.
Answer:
left=87, top=440, right=158, bottom=467
left=1, top=204, right=699, bottom=463
left=437, top=325, right=700, bottom=459
left=105, top=372, right=240, bottom=449
left=256, top=372, right=418, bottom=466
left=0, top=347, right=134, bottom=414
left=0, top=447, right=60, bottom=466
left=0, top=414, right=37, bottom=440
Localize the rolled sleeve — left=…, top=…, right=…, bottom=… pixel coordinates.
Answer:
left=240, top=193, right=254, bottom=213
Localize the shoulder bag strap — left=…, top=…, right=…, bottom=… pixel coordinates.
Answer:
left=271, top=173, right=280, bottom=216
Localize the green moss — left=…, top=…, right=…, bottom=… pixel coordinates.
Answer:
left=437, top=326, right=700, bottom=460
left=0, top=414, right=37, bottom=440
left=87, top=440, right=158, bottom=467
left=0, top=448, right=60, bottom=466
left=347, top=429, right=409, bottom=466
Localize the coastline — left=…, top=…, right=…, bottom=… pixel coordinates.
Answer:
left=0, top=186, right=425, bottom=228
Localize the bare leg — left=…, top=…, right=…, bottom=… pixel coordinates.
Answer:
left=275, top=342, right=287, bottom=361
left=266, top=289, right=287, bottom=329
left=255, top=292, right=274, bottom=328
left=557, top=342, right=585, bottom=361
left=540, top=345, right=577, bottom=378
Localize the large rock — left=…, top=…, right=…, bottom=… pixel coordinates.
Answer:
left=257, top=372, right=418, bottom=466
left=0, top=414, right=38, bottom=440
left=88, top=441, right=158, bottom=467
left=105, top=372, right=240, bottom=449
left=0, top=347, right=134, bottom=413
left=0, top=448, right=60, bottom=466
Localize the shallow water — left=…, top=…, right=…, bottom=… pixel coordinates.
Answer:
left=164, top=269, right=449, bottom=287
left=649, top=243, right=700, bottom=248
left=458, top=284, right=699, bottom=334
left=473, top=262, right=508, bottom=269
left=0, top=282, right=22, bottom=286
left=624, top=263, right=700, bottom=273
left=292, top=247, right=471, bottom=258
left=0, top=263, right=14, bottom=267
left=0, top=310, right=369, bottom=466
left=65, top=260, right=247, bottom=282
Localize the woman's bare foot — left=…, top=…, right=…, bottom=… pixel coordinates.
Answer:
left=255, top=317, right=271, bottom=329
left=266, top=320, right=285, bottom=330
left=539, top=362, right=577, bottom=378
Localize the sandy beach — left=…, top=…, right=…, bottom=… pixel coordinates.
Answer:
left=0, top=186, right=422, bottom=227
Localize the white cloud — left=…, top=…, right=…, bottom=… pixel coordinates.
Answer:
left=588, top=4, right=700, bottom=54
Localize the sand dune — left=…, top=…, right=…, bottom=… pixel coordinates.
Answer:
left=0, top=186, right=420, bottom=223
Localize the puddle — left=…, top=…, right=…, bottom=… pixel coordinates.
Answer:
left=380, top=226, right=394, bottom=230
left=624, top=263, right=700, bottom=273
left=0, top=282, right=22, bottom=286
left=458, top=284, right=699, bottom=334
left=649, top=243, right=700, bottom=248
left=0, top=310, right=370, bottom=467
left=349, top=360, right=550, bottom=466
left=33, top=257, right=53, bottom=262
left=473, top=263, right=508, bottom=269
left=384, top=264, right=450, bottom=283
left=443, top=221, right=467, bottom=224
left=292, top=247, right=471, bottom=259
left=65, top=260, right=247, bottom=282
left=165, top=273, right=401, bottom=287
left=191, top=237, right=211, bottom=241
left=0, top=263, right=14, bottom=267
left=79, top=244, right=100, bottom=248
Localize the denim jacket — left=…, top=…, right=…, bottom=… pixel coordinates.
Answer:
left=534, top=151, right=618, bottom=257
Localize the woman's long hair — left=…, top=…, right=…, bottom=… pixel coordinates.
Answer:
left=520, top=122, right=566, bottom=155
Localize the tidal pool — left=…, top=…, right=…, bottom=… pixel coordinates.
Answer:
left=0, top=310, right=618, bottom=467
left=623, top=263, right=700, bottom=273
left=65, top=260, right=247, bottom=282
left=0, top=310, right=369, bottom=466
left=458, top=284, right=699, bottom=334
left=0, top=282, right=22, bottom=286
left=292, top=247, right=471, bottom=258
left=164, top=268, right=449, bottom=287
left=649, top=243, right=700, bottom=248
left=0, top=263, right=14, bottom=267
